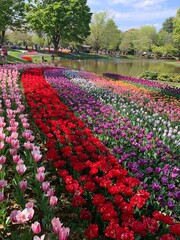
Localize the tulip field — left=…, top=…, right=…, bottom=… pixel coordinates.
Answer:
left=0, top=64, right=179, bottom=240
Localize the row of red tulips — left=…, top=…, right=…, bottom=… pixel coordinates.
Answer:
left=21, top=68, right=180, bottom=239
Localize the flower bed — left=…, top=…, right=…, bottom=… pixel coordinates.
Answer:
left=78, top=71, right=180, bottom=122
left=44, top=69, right=180, bottom=219
left=21, top=56, right=33, bottom=62
left=103, top=73, right=180, bottom=98
left=0, top=65, right=179, bottom=239
left=21, top=67, right=180, bottom=239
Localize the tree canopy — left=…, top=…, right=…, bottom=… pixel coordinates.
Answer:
left=161, top=17, right=174, bottom=33
left=173, top=8, right=180, bottom=49
left=0, top=0, right=25, bottom=45
left=26, top=0, right=92, bottom=51
left=86, top=12, right=121, bottom=52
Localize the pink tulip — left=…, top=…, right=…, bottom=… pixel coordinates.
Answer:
left=5, top=136, right=12, bottom=144
left=0, top=117, right=5, bottom=127
left=59, top=226, right=70, bottom=240
left=0, top=156, right=6, bottom=164
left=36, top=172, right=45, bottom=182
left=50, top=196, right=58, bottom=206
left=19, top=180, right=27, bottom=190
left=16, top=207, right=34, bottom=224
left=0, top=141, right=4, bottom=150
left=51, top=217, right=63, bottom=233
left=11, top=139, right=20, bottom=148
left=0, top=133, right=5, bottom=141
left=42, top=181, right=50, bottom=192
left=13, top=155, right=21, bottom=163
left=46, top=188, right=55, bottom=197
left=17, top=159, right=24, bottom=165
left=22, top=130, right=32, bottom=139
left=31, top=221, right=41, bottom=234
left=10, top=132, right=18, bottom=139
left=31, top=150, right=42, bottom=162
left=25, top=201, right=34, bottom=209
left=23, top=122, right=30, bottom=128
left=10, top=148, right=17, bottom=156
left=10, top=210, right=18, bottom=222
left=0, top=180, right=7, bottom=189
left=24, top=141, right=33, bottom=149
left=16, top=164, right=27, bottom=175
left=37, top=166, right=45, bottom=173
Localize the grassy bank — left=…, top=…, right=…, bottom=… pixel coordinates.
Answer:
left=165, top=61, right=180, bottom=67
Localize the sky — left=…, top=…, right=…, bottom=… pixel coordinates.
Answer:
left=87, top=0, right=180, bottom=32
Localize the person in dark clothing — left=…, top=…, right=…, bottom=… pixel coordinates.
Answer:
left=51, top=54, right=55, bottom=61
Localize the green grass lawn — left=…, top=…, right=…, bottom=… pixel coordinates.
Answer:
left=165, top=61, right=180, bottom=67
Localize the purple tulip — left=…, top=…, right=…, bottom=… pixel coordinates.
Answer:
left=168, top=200, right=175, bottom=210
left=152, top=182, right=161, bottom=191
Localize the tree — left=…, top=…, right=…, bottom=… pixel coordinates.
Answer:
left=103, top=19, right=122, bottom=51
left=86, top=12, right=109, bottom=52
left=161, top=17, right=174, bottom=33
left=119, top=29, right=137, bottom=54
left=157, top=30, right=173, bottom=46
left=86, top=12, right=121, bottom=52
left=173, top=8, right=180, bottom=49
left=26, top=0, right=92, bottom=51
left=0, top=0, right=25, bottom=45
left=132, top=26, right=158, bottom=55
left=138, top=26, right=158, bottom=45
left=151, top=44, right=178, bottom=57
left=7, top=31, right=33, bottom=46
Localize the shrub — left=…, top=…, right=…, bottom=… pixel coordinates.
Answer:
left=172, top=74, right=180, bottom=82
left=138, top=71, right=158, bottom=80
left=157, top=73, right=173, bottom=82
left=139, top=71, right=180, bottom=83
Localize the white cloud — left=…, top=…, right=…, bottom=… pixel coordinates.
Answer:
left=108, top=0, right=167, bottom=9
left=109, top=8, right=177, bottom=21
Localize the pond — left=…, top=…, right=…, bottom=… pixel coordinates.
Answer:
left=59, top=58, right=180, bottom=77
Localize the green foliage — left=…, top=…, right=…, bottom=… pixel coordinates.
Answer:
left=102, top=19, right=121, bottom=50
left=157, top=72, right=173, bottom=82
left=151, top=44, right=178, bottom=56
left=157, top=30, right=173, bottom=46
left=26, top=0, right=92, bottom=51
left=138, top=25, right=158, bottom=44
left=119, top=29, right=137, bottom=53
left=139, top=70, right=158, bottom=80
left=173, top=8, right=180, bottom=47
left=7, top=30, right=33, bottom=45
left=161, top=17, right=174, bottom=33
left=0, top=0, right=26, bottom=44
left=86, top=11, right=109, bottom=52
left=139, top=70, right=180, bottom=82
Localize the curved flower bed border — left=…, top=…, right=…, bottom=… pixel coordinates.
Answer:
left=21, top=67, right=180, bottom=239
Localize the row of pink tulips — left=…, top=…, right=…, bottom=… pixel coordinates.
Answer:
left=0, top=67, right=69, bottom=239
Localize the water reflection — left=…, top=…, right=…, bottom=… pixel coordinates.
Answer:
left=59, top=58, right=180, bottom=77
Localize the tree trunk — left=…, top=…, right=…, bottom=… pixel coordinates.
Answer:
left=1, top=30, right=6, bottom=46
left=52, top=35, right=61, bottom=52
left=53, top=41, right=59, bottom=51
